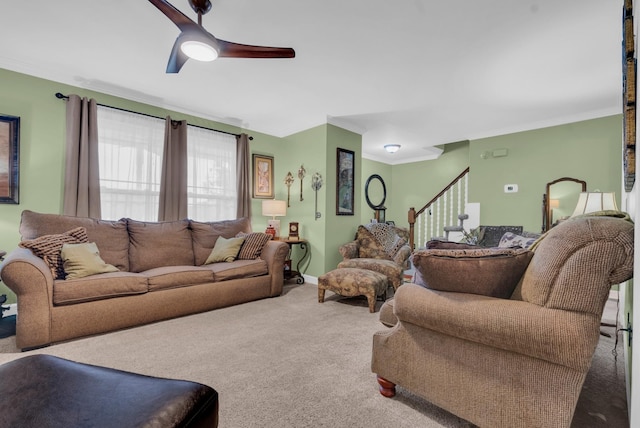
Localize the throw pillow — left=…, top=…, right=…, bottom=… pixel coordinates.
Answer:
left=498, top=232, right=539, bottom=249
left=236, top=232, right=272, bottom=260
left=19, top=227, right=88, bottom=279
left=411, top=247, right=534, bottom=298
left=61, top=242, right=119, bottom=279
left=204, top=236, right=245, bottom=264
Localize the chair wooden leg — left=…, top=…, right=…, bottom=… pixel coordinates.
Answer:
left=318, top=288, right=326, bottom=303
left=377, top=375, right=396, bottom=397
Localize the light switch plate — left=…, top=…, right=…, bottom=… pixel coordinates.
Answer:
left=504, top=184, right=518, bottom=193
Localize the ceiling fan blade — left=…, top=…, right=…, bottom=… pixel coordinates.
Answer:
left=166, top=36, right=189, bottom=73
left=217, top=39, right=295, bottom=59
left=148, top=0, right=195, bottom=31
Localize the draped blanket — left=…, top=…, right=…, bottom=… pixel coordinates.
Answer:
left=364, top=223, right=406, bottom=258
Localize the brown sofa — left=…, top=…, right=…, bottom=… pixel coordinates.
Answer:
left=371, top=215, right=634, bottom=427
left=0, top=210, right=289, bottom=350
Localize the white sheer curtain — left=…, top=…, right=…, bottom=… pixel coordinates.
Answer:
left=187, top=126, right=237, bottom=221
left=97, top=106, right=165, bottom=221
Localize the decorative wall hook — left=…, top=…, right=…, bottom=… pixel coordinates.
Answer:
left=311, top=172, right=323, bottom=220
left=284, top=172, right=294, bottom=207
left=298, top=165, right=306, bottom=201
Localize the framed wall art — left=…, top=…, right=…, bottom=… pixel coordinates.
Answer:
left=623, top=0, right=636, bottom=192
left=336, top=147, right=355, bottom=215
left=0, top=114, right=20, bottom=204
left=252, top=154, right=274, bottom=199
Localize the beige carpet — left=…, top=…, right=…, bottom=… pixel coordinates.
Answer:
left=0, top=282, right=628, bottom=427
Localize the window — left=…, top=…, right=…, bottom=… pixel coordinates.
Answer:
left=97, top=107, right=237, bottom=221
left=97, top=107, right=164, bottom=221
left=186, top=125, right=237, bottom=221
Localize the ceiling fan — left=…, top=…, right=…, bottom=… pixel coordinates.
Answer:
left=148, top=0, right=295, bottom=73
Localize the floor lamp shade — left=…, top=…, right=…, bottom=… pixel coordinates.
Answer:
left=571, top=192, right=618, bottom=217
left=262, top=200, right=287, bottom=237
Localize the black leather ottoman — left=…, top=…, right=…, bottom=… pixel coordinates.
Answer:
left=0, top=354, right=218, bottom=428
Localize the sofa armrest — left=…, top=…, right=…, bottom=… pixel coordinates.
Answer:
left=339, top=241, right=359, bottom=260
left=393, top=283, right=600, bottom=372
left=260, top=240, right=289, bottom=297
left=0, top=247, right=55, bottom=349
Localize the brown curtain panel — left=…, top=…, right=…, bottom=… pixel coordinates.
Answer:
left=63, top=94, right=101, bottom=218
left=158, top=117, right=188, bottom=221
left=236, top=133, right=251, bottom=219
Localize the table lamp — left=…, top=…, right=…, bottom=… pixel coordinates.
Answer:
left=262, top=199, right=287, bottom=238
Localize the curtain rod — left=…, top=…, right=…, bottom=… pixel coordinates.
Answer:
left=55, top=92, right=252, bottom=140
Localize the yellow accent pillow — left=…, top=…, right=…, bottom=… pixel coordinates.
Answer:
left=61, top=242, right=119, bottom=279
left=204, top=236, right=245, bottom=264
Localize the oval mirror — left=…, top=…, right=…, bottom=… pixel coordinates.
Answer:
left=365, top=174, right=386, bottom=210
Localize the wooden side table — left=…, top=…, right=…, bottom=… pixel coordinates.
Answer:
left=279, top=238, right=309, bottom=284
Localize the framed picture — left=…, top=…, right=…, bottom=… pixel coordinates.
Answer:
left=623, top=0, right=636, bottom=192
left=0, top=114, right=20, bottom=204
left=336, top=147, right=355, bottom=215
left=252, top=154, right=274, bottom=199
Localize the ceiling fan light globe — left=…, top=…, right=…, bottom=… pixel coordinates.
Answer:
left=180, top=40, right=218, bottom=61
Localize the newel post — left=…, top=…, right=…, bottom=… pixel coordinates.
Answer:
left=408, top=207, right=416, bottom=250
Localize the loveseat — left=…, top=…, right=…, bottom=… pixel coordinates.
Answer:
left=0, top=210, right=289, bottom=350
left=372, top=215, right=634, bottom=427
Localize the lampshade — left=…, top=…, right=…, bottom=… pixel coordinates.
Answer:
left=262, top=200, right=287, bottom=218
left=384, top=144, right=401, bottom=153
left=571, top=192, right=618, bottom=217
left=549, top=199, right=560, bottom=209
left=178, top=29, right=219, bottom=61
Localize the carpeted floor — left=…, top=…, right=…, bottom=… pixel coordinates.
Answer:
left=0, top=282, right=629, bottom=427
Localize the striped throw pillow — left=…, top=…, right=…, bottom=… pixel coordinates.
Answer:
left=236, top=232, right=272, bottom=260
left=19, top=227, right=88, bottom=279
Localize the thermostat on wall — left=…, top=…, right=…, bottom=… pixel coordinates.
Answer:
left=504, top=184, right=518, bottom=193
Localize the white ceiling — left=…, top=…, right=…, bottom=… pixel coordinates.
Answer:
left=0, top=0, right=624, bottom=165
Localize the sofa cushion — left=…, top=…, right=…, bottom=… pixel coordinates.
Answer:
left=61, top=242, right=119, bottom=279
left=144, top=266, right=215, bottom=292
left=204, top=236, right=245, bottom=264
left=190, top=218, right=252, bottom=266
left=205, top=259, right=268, bottom=282
left=236, top=232, right=272, bottom=260
left=127, top=219, right=194, bottom=272
left=412, top=247, right=534, bottom=298
left=19, top=227, right=88, bottom=279
left=53, top=272, right=148, bottom=305
left=19, top=210, right=130, bottom=271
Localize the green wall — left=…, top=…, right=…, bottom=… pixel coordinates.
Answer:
left=468, top=115, right=622, bottom=232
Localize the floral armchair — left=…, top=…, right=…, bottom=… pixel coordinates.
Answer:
left=338, top=223, right=412, bottom=290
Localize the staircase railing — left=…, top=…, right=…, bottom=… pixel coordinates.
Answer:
left=408, top=167, right=470, bottom=250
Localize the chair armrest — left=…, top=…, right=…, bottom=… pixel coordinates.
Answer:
left=394, top=283, right=600, bottom=371
left=392, top=244, right=411, bottom=268
left=339, top=241, right=359, bottom=260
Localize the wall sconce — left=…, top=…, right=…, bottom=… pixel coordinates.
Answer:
left=262, top=199, right=287, bottom=238
left=384, top=144, right=401, bottom=153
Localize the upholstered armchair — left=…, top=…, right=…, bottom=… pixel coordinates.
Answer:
left=338, top=223, right=411, bottom=290
left=372, top=215, right=634, bottom=427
